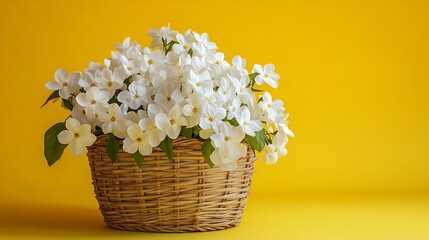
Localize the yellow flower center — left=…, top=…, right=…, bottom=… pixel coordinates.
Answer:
left=90, top=99, right=96, bottom=104
left=127, top=66, right=132, bottom=70
left=170, top=119, right=176, bottom=125
left=134, top=94, right=140, bottom=99
left=224, top=136, right=230, bottom=141
left=183, top=45, right=189, bottom=50
left=178, top=73, right=184, bottom=79
left=136, top=137, right=142, bottom=143
left=74, top=133, right=80, bottom=138
left=148, top=59, right=153, bottom=65
left=107, top=81, right=113, bottom=87
left=192, top=107, right=198, bottom=113
left=264, top=73, right=269, bottom=78
left=208, top=117, right=214, bottom=122
left=110, top=116, right=116, bottom=122
left=62, top=82, right=68, bottom=87
left=196, top=82, right=201, bottom=87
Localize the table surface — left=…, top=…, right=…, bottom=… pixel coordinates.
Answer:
left=1, top=193, right=428, bottom=240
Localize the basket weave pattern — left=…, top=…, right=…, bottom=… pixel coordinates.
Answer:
left=87, top=135, right=256, bottom=232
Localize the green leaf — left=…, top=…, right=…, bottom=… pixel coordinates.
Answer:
left=192, top=126, right=200, bottom=137
left=244, top=129, right=266, bottom=152
left=106, top=134, right=119, bottom=163
left=159, top=137, right=174, bottom=160
left=249, top=72, right=259, bottom=82
left=41, top=90, right=59, bottom=108
left=201, top=139, right=215, bottom=168
left=62, top=98, right=74, bottom=111
left=180, top=126, right=193, bottom=139
left=123, top=75, right=133, bottom=86
left=251, top=88, right=263, bottom=92
left=227, top=118, right=239, bottom=127
left=188, top=48, right=193, bottom=57
left=133, top=151, right=144, bottom=168
left=93, top=126, right=103, bottom=136
left=44, top=122, right=67, bottom=166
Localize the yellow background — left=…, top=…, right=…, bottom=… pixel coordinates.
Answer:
left=1, top=0, right=429, bottom=239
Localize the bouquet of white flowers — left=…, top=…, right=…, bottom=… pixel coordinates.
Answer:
left=42, top=25, right=293, bottom=171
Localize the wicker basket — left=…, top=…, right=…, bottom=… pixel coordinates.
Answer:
left=87, top=135, right=256, bottom=232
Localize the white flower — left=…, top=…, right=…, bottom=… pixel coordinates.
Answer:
left=155, top=104, right=187, bottom=139
left=123, top=123, right=153, bottom=155
left=182, top=92, right=204, bottom=127
left=236, top=108, right=263, bottom=136
left=173, top=31, right=194, bottom=54
left=95, top=67, right=126, bottom=97
left=227, top=97, right=241, bottom=120
left=148, top=24, right=177, bottom=48
left=114, top=37, right=130, bottom=51
left=138, top=103, right=167, bottom=147
left=117, top=80, right=146, bottom=110
left=217, top=77, right=236, bottom=104
left=189, top=70, right=213, bottom=94
left=263, top=131, right=288, bottom=164
left=99, top=103, right=127, bottom=138
left=45, top=68, right=81, bottom=99
left=58, top=118, right=97, bottom=156
left=193, top=31, right=217, bottom=50
left=76, top=87, right=110, bottom=112
left=253, top=64, right=280, bottom=88
left=232, top=55, right=248, bottom=75
left=199, top=103, right=226, bottom=131
left=210, top=52, right=230, bottom=73
left=257, top=92, right=283, bottom=122
left=209, top=122, right=247, bottom=171
left=143, top=50, right=166, bottom=72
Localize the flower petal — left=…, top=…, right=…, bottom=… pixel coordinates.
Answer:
left=66, top=118, right=81, bottom=133
left=252, top=64, right=263, bottom=74
left=45, top=81, right=61, bottom=90
left=175, top=117, right=187, bottom=127
left=169, top=104, right=181, bottom=119
left=76, top=93, right=89, bottom=107
left=155, top=113, right=170, bottom=130
left=139, top=143, right=153, bottom=155
left=209, top=149, right=221, bottom=165
left=57, top=130, right=73, bottom=144
left=263, top=64, right=275, bottom=73
left=219, top=162, right=237, bottom=171
left=80, top=134, right=97, bottom=147
left=166, top=125, right=180, bottom=139
left=123, top=138, right=138, bottom=154
left=70, top=140, right=86, bottom=156
left=55, top=68, right=68, bottom=83
left=127, top=123, right=142, bottom=140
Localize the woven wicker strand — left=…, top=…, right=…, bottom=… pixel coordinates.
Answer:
left=87, top=135, right=256, bottom=232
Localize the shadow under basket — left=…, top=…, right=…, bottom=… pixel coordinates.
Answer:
left=87, top=135, right=256, bottom=232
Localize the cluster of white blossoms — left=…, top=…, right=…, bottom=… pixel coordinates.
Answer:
left=44, top=25, right=293, bottom=171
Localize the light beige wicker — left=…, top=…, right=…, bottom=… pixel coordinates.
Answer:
left=87, top=135, right=256, bottom=232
